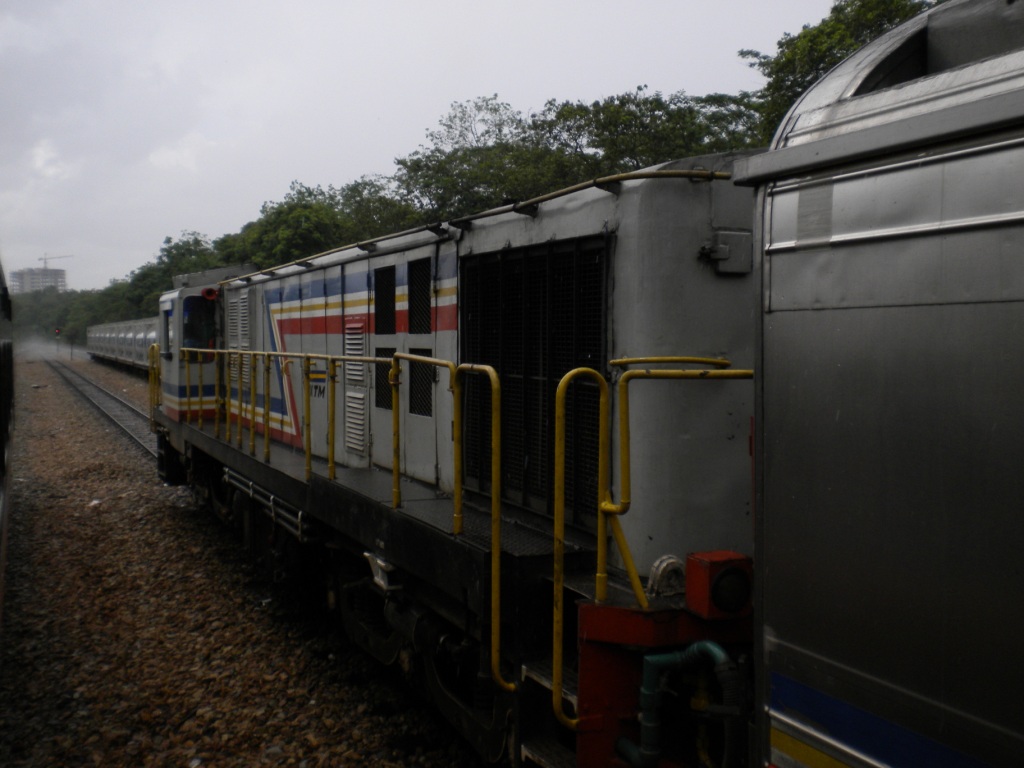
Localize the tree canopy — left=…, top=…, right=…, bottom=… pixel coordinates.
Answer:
left=16, top=0, right=931, bottom=344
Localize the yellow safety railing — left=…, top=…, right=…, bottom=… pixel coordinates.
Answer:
left=182, top=349, right=391, bottom=479
left=550, top=356, right=754, bottom=730
left=455, top=363, right=515, bottom=693
left=387, top=354, right=515, bottom=693
left=177, top=347, right=518, bottom=692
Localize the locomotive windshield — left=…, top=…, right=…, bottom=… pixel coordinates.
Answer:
left=182, top=295, right=216, bottom=350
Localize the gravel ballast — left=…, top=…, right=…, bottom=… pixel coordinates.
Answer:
left=0, top=355, right=485, bottom=767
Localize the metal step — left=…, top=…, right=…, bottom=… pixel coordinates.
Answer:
left=520, top=735, right=576, bottom=768
left=521, top=658, right=578, bottom=709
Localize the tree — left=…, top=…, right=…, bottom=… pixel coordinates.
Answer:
left=394, top=94, right=606, bottom=220
left=742, top=0, right=934, bottom=144
left=691, top=92, right=762, bottom=152
left=531, top=86, right=707, bottom=174
left=335, top=175, right=420, bottom=240
left=220, top=183, right=352, bottom=268
left=544, top=86, right=707, bottom=171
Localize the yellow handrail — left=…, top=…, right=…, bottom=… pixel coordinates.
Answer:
left=214, top=351, right=223, bottom=439
left=249, top=355, right=258, bottom=456
left=387, top=353, right=459, bottom=511
left=303, top=357, right=312, bottom=479
left=602, top=356, right=752, bottom=604
left=456, top=363, right=516, bottom=693
left=184, top=350, right=193, bottom=424
left=197, top=353, right=205, bottom=430
left=552, top=368, right=610, bottom=730
left=177, top=346, right=514, bottom=692
left=263, top=356, right=272, bottom=463
left=550, top=356, right=754, bottom=730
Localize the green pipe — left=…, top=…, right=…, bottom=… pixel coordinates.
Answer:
left=616, top=641, right=736, bottom=768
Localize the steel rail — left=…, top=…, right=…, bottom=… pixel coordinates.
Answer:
left=48, top=360, right=157, bottom=458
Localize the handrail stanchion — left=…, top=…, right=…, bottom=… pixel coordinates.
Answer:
left=606, top=356, right=753, bottom=607
left=390, top=357, right=402, bottom=508
left=456, top=363, right=515, bottom=693
left=225, top=351, right=234, bottom=445
left=552, top=368, right=610, bottom=730
left=451, top=373, right=464, bottom=535
left=196, top=350, right=205, bottom=430
left=214, top=350, right=223, bottom=440
left=263, top=355, right=272, bottom=463
left=236, top=351, right=244, bottom=450
left=390, top=353, right=460, bottom=527
left=303, top=357, right=312, bottom=481
left=184, top=349, right=193, bottom=425
left=328, top=360, right=338, bottom=480
left=249, top=353, right=258, bottom=456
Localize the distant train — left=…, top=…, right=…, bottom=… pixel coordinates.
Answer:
left=87, top=317, right=158, bottom=369
left=88, top=1, right=1024, bottom=765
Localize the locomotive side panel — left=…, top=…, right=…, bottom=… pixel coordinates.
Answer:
left=608, top=158, right=756, bottom=568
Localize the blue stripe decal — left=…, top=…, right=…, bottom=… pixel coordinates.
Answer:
left=770, top=673, right=988, bottom=768
left=163, top=382, right=218, bottom=398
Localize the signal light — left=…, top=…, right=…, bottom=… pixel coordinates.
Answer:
left=55, top=328, right=61, bottom=336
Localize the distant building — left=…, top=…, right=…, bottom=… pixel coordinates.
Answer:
left=10, top=268, right=67, bottom=294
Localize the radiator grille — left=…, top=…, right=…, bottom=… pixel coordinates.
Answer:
left=461, top=234, right=610, bottom=527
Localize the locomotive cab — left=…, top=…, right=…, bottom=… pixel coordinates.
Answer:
left=157, top=265, right=254, bottom=424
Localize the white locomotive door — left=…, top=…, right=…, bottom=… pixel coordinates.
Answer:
left=401, top=256, right=439, bottom=485
left=369, top=257, right=439, bottom=486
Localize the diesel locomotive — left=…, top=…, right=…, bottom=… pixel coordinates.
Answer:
left=148, top=151, right=758, bottom=767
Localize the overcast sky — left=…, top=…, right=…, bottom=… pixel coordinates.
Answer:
left=1, top=0, right=835, bottom=291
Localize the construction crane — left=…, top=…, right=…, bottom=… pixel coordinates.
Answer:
left=39, top=254, right=73, bottom=269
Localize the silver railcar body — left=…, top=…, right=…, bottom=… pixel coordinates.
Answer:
left=738, top=1, right=1024, bottom=765
left=88, top=316, right=159, bottom=370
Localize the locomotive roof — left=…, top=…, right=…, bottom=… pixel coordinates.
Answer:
left=221, top=153, right=748, bottom=287
left=735, top=0, right=1024, bottom=183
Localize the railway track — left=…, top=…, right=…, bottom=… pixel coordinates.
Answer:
left=47, top=359, right=157, bottom=458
